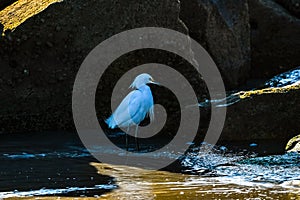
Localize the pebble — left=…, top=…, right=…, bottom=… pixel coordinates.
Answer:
left=21, top=35, right=28, bottom=40
left=58, top=76, right=64, bottom=81
left=46, top=42, right=53, bottom=48
left=7, top=35, right=12, bottom=41
left=23, top=69, right=29, bottom=75
left=56, top=26, right=61, bottom=31
left=7, top=80, right=13, bottom=86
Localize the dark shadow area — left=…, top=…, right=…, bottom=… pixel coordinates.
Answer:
left=0, top=132, right=116, bottom=197
left=0, top=0, right=17, bottom=10
left=275, top=0, right=300, bottom=18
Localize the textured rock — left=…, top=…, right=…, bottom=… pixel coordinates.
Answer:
left=218, top=84, right=300, bottom=154
left=0, top=0, right=299, bottom=157
left=249, top=0, right=300, bottom=78
left=0, top=23, right=3, bottom=35
left=180, top=0, right=251, bottom=88
left=275, top=0, right=300, bottom=18
left=0, top=0, right=205, bottom=133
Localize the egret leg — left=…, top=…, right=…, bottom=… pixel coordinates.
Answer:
left=126, top=126, right=130, bottom=151
left=135, top=125, right=139, bottom=151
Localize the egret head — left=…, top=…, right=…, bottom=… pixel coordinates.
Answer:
left=129, top=73, right=158, bottom=89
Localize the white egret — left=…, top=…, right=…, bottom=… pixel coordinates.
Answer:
left=105, top=73, right=158, bottom=150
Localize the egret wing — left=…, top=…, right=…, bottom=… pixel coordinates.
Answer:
left=106, top=90, right=143, bottom=128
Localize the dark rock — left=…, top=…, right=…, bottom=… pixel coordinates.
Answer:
left=180, top=0, right=251, bottom=88
left=46, top=41, right=53, bottom=48
left=0, top=0, right=204, bottom=133
left=275, top=0, right=300, bottom=18
left=0, top=0, right=17, bottom=10
left=0, top=23, right=3, bottom=36
left=218, top=85, right=300, bottom=154
left=21, top=34, right=28, bottom=40
left=35, top=41, right=42, bottom=46
left=55, top=25, right=61, bottom=32
left=23, top=69, right=29, bottom=75
left=6, top=33, right=12, bottom=41
left=249, top=0, right=300, bottom=78
left=1, top=0, right=299, bottom=157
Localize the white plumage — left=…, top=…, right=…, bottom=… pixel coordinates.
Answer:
left=105, top=73, right=158, bottom=150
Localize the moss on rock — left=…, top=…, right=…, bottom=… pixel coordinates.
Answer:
left=286, top=135, right=300, bottom=152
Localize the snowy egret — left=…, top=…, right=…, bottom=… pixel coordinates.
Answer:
left=105, top=73, right=159, bottom=151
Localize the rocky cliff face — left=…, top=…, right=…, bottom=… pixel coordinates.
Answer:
left=0, top=0, right=299, bottom=154
left=0, top=0, right=189, bottom=133
left=249, top=0, right=300, bottom=78
left=275, top=0, right=300, bottom=18
left=180, top=0, right=251, bottom=88
left=221, top=84, right=300, bottom=154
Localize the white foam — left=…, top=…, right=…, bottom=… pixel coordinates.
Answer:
left=0, top=185, right=117, bottom=199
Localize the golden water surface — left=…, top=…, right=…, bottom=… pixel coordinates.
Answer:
left=4, top=162, right=300, bottom=200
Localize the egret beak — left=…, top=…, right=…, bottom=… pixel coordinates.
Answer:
left=150, top=78, right=160, bottom=85
left=150, top=81, right=160, bottom=85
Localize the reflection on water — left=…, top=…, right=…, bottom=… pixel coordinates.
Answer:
left=92, top=162, right=300, bottom=200
left=0, top=132, right=299, bottom=199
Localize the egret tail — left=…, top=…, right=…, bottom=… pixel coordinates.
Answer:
left=105, top=116, right=117, bottom=129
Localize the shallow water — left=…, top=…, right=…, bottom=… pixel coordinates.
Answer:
left=0, top=132, right=299, bottom=199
